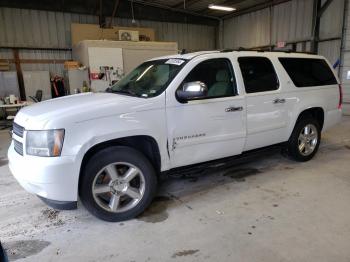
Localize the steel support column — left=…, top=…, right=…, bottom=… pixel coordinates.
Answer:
left=311, top=0, right=335, bottom=53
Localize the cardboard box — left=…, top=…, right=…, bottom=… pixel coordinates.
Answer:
left=0, top=61, right=10, bottom=71
left=64, top=61, right=79, bottom=69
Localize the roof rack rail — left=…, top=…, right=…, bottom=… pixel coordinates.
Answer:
left=220, top=47, right=247, bottom=52
left=219, top=48, right=315, bottom=55
left=220, top=49, right=234, bottom=52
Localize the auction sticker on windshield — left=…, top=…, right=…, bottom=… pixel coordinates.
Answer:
left=165, top=59, right=185, bottom=66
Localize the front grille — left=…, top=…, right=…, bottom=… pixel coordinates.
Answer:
left=14, top=139, right=23, bottom=156
left=13, top=122, right=24, bottom=137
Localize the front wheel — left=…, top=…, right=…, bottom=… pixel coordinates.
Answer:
left=80, top=146, right=157, bottom=222
left=287, top=117, right=321, bottom=162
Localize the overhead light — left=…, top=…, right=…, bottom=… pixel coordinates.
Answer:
left=208, top=4, right=236, bottom=12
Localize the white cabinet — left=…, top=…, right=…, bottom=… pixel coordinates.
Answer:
left=72, top=40, right=178, bottom=92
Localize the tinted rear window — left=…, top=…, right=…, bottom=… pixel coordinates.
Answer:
left=279, top=58, right=337, bottom=87
left=238, top=57, right=279, bottom=93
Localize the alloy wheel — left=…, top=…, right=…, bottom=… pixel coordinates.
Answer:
left=92, top=162, right=145, bottom=213
left=297, top=124, right=318, bottom=156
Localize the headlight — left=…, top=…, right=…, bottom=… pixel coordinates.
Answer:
left=26, top=129, right=65, bottom=157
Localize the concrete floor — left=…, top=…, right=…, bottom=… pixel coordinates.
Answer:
left=1, top=117, right=350, bottom=262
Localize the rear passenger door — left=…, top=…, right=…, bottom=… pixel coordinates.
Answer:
left=238, top=56, right=289, bottom=151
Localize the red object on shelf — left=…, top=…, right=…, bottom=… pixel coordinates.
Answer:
left=90, top=73, right=99, bottom=80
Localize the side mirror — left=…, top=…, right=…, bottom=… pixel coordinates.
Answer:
left=176, top=81, right=208, bottom=103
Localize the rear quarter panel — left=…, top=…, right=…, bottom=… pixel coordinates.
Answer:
left=275, top=55, right=342, bottom=138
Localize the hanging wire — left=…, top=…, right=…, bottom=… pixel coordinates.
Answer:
left=131, top=0, right=136, bottom=24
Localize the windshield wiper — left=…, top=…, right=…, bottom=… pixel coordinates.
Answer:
left=111, top=89, right=138, bottom=97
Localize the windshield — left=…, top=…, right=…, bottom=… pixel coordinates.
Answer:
left=110, top=58, right=187, bottom=98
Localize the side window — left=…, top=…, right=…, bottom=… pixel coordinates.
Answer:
left=238, top=57, right=279, bottom=93
left=278, top=58, right=337, bottom=87
left=181, top=58, right=236, bottom=98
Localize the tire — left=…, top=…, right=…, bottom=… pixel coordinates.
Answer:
left=287, top=117, right=321, bottom=162
left=80, top=146, right=157, bottom=222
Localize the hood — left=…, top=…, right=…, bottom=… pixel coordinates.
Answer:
left=15, top=92, right=153, bottom=129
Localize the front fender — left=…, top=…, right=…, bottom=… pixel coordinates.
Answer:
left=62, top=108, right=168, bottom=199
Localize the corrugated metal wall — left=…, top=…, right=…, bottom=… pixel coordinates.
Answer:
left=223, top=0, right=314, bottom=49
left=0, top=8, right=98, bottom=48
left=223, top=8, right=271, bottom=49
left=19, top=50, right=72, bottom=76
left=319, top=0, right=344, bottom=65
left=114, top=18, right=215, bottom=52
left=271, top=0, right=313, bottom=43
left=0, top=2, right=345, bottom=82
left=320, top=0, right=344, bottom=39
left=223, top=0, right=344, bottom=65
left=0, top=49, right=72, bottom=75
left=340, top=0, right=350, bottom=108
left=0, top=7, right=216, bottom=76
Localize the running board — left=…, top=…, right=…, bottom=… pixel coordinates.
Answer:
left=162, top=144, right=284, bottom=179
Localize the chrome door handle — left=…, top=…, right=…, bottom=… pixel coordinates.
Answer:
left=225, top=106, right=243, bottom=112
left=273, top=98, right=286, bottom=104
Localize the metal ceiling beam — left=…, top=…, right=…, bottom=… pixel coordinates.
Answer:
left=318, top=0, right=335, bottom=18
left=12, top=49, right=26, bottom=100
left=311, top=0, right=334, bottom=53
left=108, top=0, right=120, bottom=28
left=128, top=0, right=221, bottom=21
left=222, top=0, right=291, bottom=19
left=0, top=0, right=219, bottom=26
left=98, top=0, right=106, bottom=27
left=172, top=0, right=202, bottom=9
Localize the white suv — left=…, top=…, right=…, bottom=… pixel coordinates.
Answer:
left=8, top=50, right=342, bottom=221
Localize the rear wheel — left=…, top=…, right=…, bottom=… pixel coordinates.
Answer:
left=80, top=146, right=157, bottom=222
left=287, top=117, right=321, bottom=162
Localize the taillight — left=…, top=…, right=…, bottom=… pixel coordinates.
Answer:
left=338, top=84, right=343, bottom=109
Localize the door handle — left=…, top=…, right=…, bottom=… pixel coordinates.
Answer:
left=273, top=98, right=286, bottom=104
left=225, top=106, right=243, bottom=112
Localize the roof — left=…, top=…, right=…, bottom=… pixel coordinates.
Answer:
left=0, top=0, right=291, bottom=23
left=150, top=50, right=323, bottom=61
left=152, top=51, right=220, bottom=60
left=138, top=0, right=280, bottom=18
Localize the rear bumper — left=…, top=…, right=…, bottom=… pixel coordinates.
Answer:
left=8, top=142, right=79, bottom=202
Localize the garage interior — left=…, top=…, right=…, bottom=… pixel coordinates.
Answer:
left=0, top=0, right=350, bottom=261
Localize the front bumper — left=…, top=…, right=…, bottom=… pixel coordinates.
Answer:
left=37, top=195, right=77, bottom=210
left=8, top=142, right=79, bottom=203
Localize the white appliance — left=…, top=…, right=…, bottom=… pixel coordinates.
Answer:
left=87, top=47, right=123, bottom=91
left=72, top=40, right=178, bottom=92
left=118, top=30, right=139, bottom=41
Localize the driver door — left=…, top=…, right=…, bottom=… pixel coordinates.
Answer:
left=166, top=58, right=246, bottom=168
